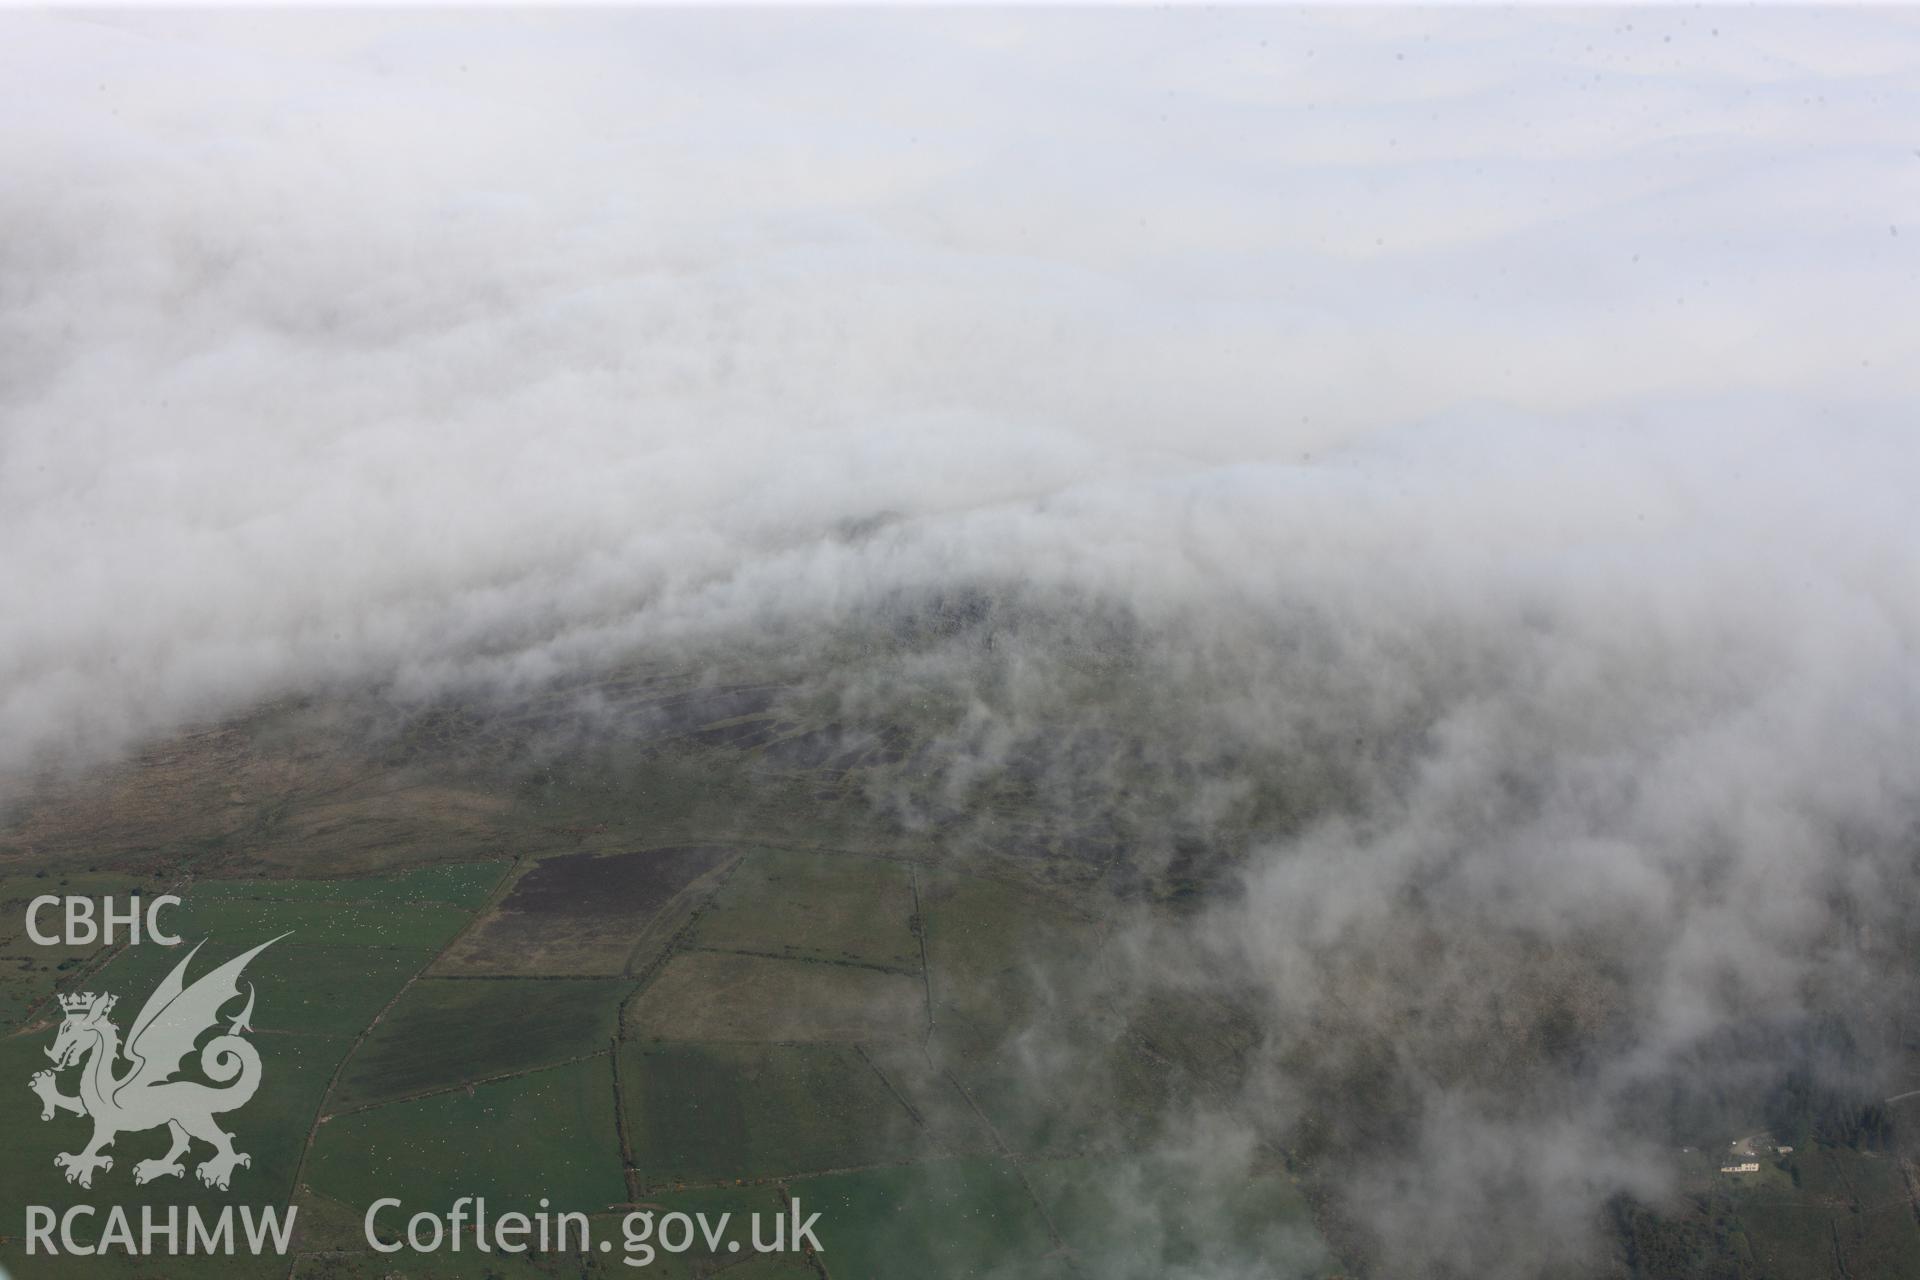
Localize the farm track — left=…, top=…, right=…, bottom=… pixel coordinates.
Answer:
left=282, top=855, right=522, bottom=1279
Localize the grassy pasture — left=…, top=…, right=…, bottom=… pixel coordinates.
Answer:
left=290, top=1250, right=566, bottom=1279
left=858, top=1041, right=1000, bottom=1157
left=0, top=867, right=490, bottom=1278
left=91, top=940, right=424, bottom=1039
left=1717, top=1145, right=1920, bottom=1280
left=620, top=1042, right=931, bottom=1184
left=242, top=780, right=519, bottom=877
left=927, top=1044, right=1106, bottom=1160
left=189, top=860, right=509, bottom=910
left=1824, top=1145, right=1910, bottom=1207
left=914, top=870, right=1132, bottom=1155
left=624, top=950, right=923, bottom=1044
left=784, top=1158, right=1064, bottom=1279
left=1838, top=1202, right=1920, bottom=1280
left=157, top=893, right=474, bottom=952
left=310, top=1056, right=627, bottom=1214
left=1027, top=1154, right=1336, bottom=1279
left=689, top=848, right=919, bottom=972
left=0, top=931, right=99, bottom=1030
left=920, top=870, right=1098, bottom=1049
left=594, top=1185, right=799, bottom=1277
left=2, top=1248, right=291, bottom=1280
left=1738, top=1200, right=1842, bottom=1279
left=13, top=867, right=490, bottom=1039
left=0, top=1027, right=346, bottom=1235
left=0, top=872, right=176, bottom=1030
left=332, top=976, right=625, bottom=1111
left=705, top=1251, right=823, bottom=1278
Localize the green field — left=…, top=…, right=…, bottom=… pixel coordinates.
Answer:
left=1617, top=1145, right=1920, bottom=1280
left=291, top=1250, right=566, bottom=1280
left=0, top=840, right=1351, bottom=1278
left=690, top=847, right=921, bottom=972
left=137, top=892, right=476, bottom=952
left=0, top=1025, right=346, bottom=1216
left=786, top=1158, right=1069, bottom=1279
left=91, top=939, right=425, bottom=1039
left=626, top=949, right=924, bottom=1044
left=0, top=699, right=1358, bottom=1280
left=332, top=976, right=626, bottom=1111
left=0, top=872, right=169, bottom=1029
left=190, top=861, right=509, bottom=910
left=1028, top=1155, right=1337, bottom=1279
left=310, top=1056, right=628, bottom=1212
left=921, top=869, right=1100, bottom=1047
left=621, top=1041, right=935, bottom=1184
left=859, top=1041, right=1002, bottom=1156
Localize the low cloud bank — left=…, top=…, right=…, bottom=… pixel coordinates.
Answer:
left=4, top=10, right=1919, bottom=1274
left=5, top=8, right=1917, bottom=777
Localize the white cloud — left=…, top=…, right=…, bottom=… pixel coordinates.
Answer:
left=3, top=20, right=1918, bottom=1265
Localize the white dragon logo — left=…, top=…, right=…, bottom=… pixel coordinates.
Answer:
left=28, top=935, right=284, bottom=1190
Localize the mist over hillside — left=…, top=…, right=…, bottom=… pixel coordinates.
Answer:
left=4, top=9, right=1919, bottom=1278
